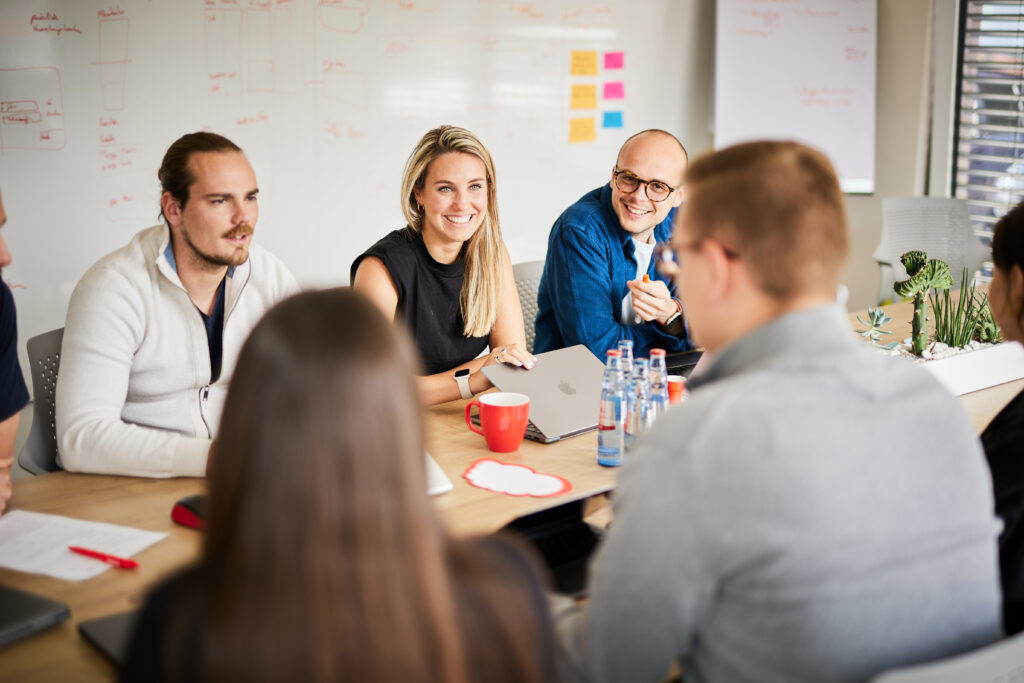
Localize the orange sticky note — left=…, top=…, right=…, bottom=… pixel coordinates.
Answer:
left=570, top=50, right=599, bottom=76
left=570, top=84, right=598, bottom=110
left=569, top=117, right=597, bottom=143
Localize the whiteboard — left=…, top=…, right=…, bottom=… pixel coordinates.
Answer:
left=0, top=0, right=691, bottom=382
left=714, top=0, right=877, bottom=194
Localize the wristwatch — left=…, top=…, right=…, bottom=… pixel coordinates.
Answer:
left=454, top=368, right=473, bottom=399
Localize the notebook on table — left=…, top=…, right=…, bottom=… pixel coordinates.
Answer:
left=480, top=345, right=605, bottom=443
left=0, top=584, right=70, bottom=649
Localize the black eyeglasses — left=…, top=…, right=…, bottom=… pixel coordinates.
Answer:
left=613, top=169, right=677, bottom=202
left=654, top=239, right=739, bottom=277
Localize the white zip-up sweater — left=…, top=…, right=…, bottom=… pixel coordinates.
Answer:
left=56, top=224, right=299, bottom=477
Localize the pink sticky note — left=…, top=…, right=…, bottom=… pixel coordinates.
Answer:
left=603, top=81, right=625, bottom=100
left=604, top=52, right=624, bottom=70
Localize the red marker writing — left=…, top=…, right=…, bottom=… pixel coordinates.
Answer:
left=68, top=546, right=139, bottom=569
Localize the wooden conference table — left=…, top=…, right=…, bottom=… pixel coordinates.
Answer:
left=1, top=298, right=1020, bottom=681
left=0, top=399, right=614, bottom=682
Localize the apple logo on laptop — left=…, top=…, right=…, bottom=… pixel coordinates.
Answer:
left=558, top=380, right=576, bottom=395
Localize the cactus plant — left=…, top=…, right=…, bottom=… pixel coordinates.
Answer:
left=893, top=251, right=954, bottom=356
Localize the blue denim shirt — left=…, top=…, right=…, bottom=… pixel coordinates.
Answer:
left=534, top=184, right=691, bottom=358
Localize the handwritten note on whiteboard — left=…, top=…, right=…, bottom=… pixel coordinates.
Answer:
left=714, top=0, right=877, bottom=194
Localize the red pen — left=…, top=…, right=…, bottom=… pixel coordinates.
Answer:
left=68, top=546, right=139, bottom=569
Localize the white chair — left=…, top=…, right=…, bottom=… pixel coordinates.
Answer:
left=18, top=328, right=64, bottom=475
left=869, top=630, right=1024, bottom=683
left=513, top=260, right=544, bottom=353
left=875, top=197, right=988, bottom=303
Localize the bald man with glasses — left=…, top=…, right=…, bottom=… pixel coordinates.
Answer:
left=534, top=129, right=692, bottom=358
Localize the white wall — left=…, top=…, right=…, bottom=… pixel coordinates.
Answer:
left=677, top=0, right=936, bottom=312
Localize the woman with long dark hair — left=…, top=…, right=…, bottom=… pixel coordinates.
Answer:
left=122, top=288, right=556, bottom=682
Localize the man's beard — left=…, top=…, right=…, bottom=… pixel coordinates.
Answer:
left=181, top=223, right=253, bottom=270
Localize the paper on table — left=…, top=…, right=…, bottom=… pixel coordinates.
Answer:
left=0, top=510, right=167, bottom=581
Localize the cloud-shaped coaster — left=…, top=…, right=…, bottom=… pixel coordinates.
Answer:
left=462, top=458, right=573, bottom=498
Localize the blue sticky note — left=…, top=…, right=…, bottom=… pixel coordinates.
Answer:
left=603, top=111, right=624, bottom=128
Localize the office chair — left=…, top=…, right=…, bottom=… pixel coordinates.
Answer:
left=513, top=259, right=544, bottom=353
left=875, top=197, right=988, bottom=304
left=869, top=629, right=1024, bottom=682
left=18, top=328, right=64, bottom=475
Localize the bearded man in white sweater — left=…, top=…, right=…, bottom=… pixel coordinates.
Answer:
left=56, top=132, right=298, bottom=477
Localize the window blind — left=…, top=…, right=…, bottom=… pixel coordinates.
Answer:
left=954, top=0, right=1024, bottom=277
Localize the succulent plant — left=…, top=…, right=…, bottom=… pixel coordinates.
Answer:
left=855, top=307, right=895, bottom=346
left=975, top=301, right=1003, bottom=344
left=930, top=266, right=1003, bottom=348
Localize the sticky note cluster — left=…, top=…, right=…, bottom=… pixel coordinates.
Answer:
left=568, top=50, right=626, bottom=143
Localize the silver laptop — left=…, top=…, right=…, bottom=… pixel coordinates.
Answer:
left=481, top=345, right=604, bottom=443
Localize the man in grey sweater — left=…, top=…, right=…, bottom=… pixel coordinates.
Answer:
left=558, top=141, right=1002, bottom=683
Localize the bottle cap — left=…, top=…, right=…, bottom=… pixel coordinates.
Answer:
left=607, top=349, right=622, bottom=357
left=650, top=348, right=666, bottom=356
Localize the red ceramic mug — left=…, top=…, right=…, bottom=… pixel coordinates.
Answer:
left=465, top=392, right=530, bottom=453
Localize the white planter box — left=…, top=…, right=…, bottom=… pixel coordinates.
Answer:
left=922, top=341, right=1024, bottom=396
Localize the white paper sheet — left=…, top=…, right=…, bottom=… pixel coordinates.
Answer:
left=0, top=510, right=167, bottom=581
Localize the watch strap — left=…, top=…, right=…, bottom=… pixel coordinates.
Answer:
left=454, top=371, right=473, bottom=400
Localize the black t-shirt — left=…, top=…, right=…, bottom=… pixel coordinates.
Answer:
left=197, top=278, right=226, bottom=383
left=0, top=281, right=29, bottom=421
left=982, top=386, right=1024, bottom=633
left=351, top=227, right=489, bottom=375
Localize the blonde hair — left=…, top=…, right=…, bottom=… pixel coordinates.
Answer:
left=401, top=126, right=502, bottom=337
left=684, top=140, right=849, bottom=301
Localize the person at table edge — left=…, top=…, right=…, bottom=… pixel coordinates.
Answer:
left=981, top=199, right=1024, bottom=634
left=0, top=188, right=28, bottom=512
left=534, top=129, right=692, bottom=358
left=55, top=132, right=298, bottom=477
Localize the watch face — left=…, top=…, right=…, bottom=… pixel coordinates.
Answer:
left=455, top=369, right=470, bottom=378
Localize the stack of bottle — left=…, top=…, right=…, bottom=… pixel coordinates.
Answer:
left=597, top=341, right=674, bottom=467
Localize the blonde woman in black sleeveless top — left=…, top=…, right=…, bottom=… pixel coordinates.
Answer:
left=352, top=126, right=535, bottom=404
